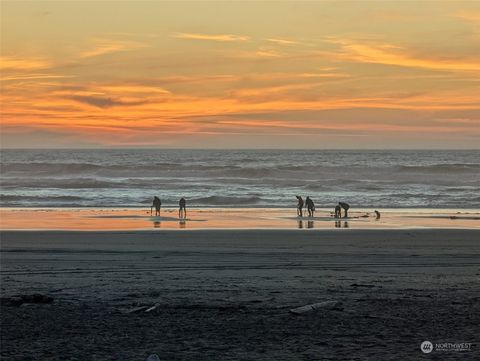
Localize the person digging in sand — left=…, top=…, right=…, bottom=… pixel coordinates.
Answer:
left=179, top=197, right=187, bottom=219
left=305, top=196, right=315, bottom=217
left=338, top=202, right=350, bottom=218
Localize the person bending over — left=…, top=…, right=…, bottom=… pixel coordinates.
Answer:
left=179, top=197, right=187, bottom=219
left=305, top=196, right=315, bottom=217
left=338, top=202, right=350, bottom=218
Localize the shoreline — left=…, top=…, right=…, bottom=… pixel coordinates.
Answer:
left=1, top=207, right=479, bottom=230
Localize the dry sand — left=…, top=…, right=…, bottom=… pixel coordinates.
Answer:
left=1, top=229, right=479, bottom=360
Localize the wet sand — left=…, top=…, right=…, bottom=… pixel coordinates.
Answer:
left=1, top=207, right=479, bottom=230
left=1, top=229, right=479, bottom=360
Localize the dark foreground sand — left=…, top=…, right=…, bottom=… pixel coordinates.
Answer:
left=1, top=229, right=479, bottom=360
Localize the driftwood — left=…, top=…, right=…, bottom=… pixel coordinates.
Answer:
left=122, top=303, right=160, bottom=314
left=123, top=305, right=149, bottom=314
left=290, top=300, right=342, bottom=315
left=145, top=303, right=160, bottom=313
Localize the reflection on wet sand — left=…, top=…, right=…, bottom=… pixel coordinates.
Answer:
left=179, top=220, right=186, bottom=229
left=297, top=220, right=315, bottom=229
left=153, top=221, right=161, bottom=228
left=335, top=221, right=349, bottom=228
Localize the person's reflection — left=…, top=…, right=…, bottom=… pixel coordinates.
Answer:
left=298, top=220, right=304, bottom=229
left=307, top=220, right=314, bottom=229
left=153, top=221, right=161, bottom=228
left=179, top=219, right=186, bottom=229
left=335, top=221, right=349, bottom=228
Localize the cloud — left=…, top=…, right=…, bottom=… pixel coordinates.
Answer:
left=264, top=38, right=297, bottom=45
left=173, top=32, right=249, bottom=42
left=255, top=48, right=282, bottom=57
left=99, top=85, right=170, bottom=94
left=1, top=74, right=76, bottom=81
left=327, top=38, right=480, bottom=71
left=69, top=95, right=146, bottom=108
left=0, top=56, right=52, bottom=70
left=81, top=39, right=148, bottom=58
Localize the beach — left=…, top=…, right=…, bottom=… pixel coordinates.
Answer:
left=1, top=225, right=479, bottom=360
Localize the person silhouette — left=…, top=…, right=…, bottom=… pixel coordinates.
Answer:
left=339, top=202, right=350, bottom=218
left=296, top=196, right=304, bottom=217
left=305, top=196, right=315, bottom=217
left=334, top=205, right=342, bottom=218
left=151, top=196, right=161, bottom=216
left=179, top=197, right=186, bottom=219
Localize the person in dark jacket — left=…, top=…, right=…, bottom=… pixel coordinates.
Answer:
left=305, top=196, right=315, bottom=217
left=334, top=204, right=342, bottom=218
left=339, top=202, right=350, bottom=218
left=296, top=196, right=304, bottom=217
left=179, top=197, right=186, bottom=219
left=151, top=196, right=162, bottom=216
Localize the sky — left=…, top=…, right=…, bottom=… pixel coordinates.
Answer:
left=1, top=1, right=479, bottom=149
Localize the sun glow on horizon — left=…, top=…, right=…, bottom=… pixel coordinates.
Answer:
left=1, top=1, right=479, bottom=149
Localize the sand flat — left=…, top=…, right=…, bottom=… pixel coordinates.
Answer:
left=1, top=228, right=479, bottom=360
left=1, top=207, right=479, bottom=230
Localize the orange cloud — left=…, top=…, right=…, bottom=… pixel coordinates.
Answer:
left=80, top=39, right=148, bottom=57
left=0, top=56, right=52, bottom=70
left=173, top=32, right=249, bottom=42
left=1, top=74, right=75, bottom=81
left=328, top=38, right=480, bottom=71
left=264, top=38, right=297, bottom=45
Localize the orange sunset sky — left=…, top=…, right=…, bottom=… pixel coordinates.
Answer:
left=1, top=1, right=479, bottom=148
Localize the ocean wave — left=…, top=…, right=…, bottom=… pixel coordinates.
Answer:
left=0, top=195, right=85, bottom=202
left=191, top=195, right=263, bottom=205
left=397, top=163, right=480, bottom=173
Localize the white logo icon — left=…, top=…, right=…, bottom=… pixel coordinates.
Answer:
left=421, top=341, right=433, bottom=353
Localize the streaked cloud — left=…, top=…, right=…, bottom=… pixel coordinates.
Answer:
left=0, top=56, right=52, bottom=70
left=264, top=38, right=297, bottom=45
left=1, top=74, right=76, bottom=81
left=328, top=38, right=480, bottom=71
left=99, top=85, right=170, bottom=94
left=173, top=32, right=249, bottom=42
left=81, top=39, right=148, bottom=58
left=68, top=95, right=147, bottom=108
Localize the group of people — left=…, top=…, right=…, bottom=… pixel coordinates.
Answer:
left=151, top=196, right=187, bottom=219
left=296, top=196, right=350, bottom=218
left=152, top=195, right=371, bottom=222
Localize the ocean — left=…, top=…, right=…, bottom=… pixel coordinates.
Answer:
left=0, top=149, right=479, bottom=209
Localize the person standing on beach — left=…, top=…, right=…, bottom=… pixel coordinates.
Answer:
left=151, top=196, right=161, bottom=216
left=296, top=196, right=304, bottom=217
left=339, top=202, right=350, bottom=218
left=305, top=196, right=315, bottom=217
left=179, top=197, right=186, bottom=219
